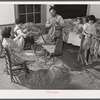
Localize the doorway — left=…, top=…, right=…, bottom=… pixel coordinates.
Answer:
left=55, top=5, right=87, bottom=19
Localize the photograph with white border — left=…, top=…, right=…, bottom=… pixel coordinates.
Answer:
left=0, top=1, right=100, bottom=99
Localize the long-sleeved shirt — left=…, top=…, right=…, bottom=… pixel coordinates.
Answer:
left=45, top=14, right=65, bottom=29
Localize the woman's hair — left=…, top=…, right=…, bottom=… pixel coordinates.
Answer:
left=1, top=27, right=12, bottom=38
left=86, top=15, right=96, bottom=23
left=77, top=17, right=83, bottom=24
left=15, top=18, right=22, bottom=24
left=49, top=6, right=56, bottom=12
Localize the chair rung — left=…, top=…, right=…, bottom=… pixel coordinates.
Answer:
left=12, top=66, right=25, bottom=71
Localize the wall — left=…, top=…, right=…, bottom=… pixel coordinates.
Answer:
left=0, top=4, right=15, bottom=25
left=46, top=5, right=50, bottom=20
left=1, top=4, right=100, bottom=25
left=89, top=5, right=100, bottom=19
left=0, top=4, right=48, bottom=26
left=46, top=4, right=100, bottom=19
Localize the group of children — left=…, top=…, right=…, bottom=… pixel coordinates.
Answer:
left=74, top=15, right=98, bottom=65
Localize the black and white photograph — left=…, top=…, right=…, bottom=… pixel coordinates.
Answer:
left=1, top=2, right=100, bottom=92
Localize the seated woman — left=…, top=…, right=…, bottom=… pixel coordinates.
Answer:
left=2, top=27, right=37, bottom=66
left=14, top=18, right=34, bottom=49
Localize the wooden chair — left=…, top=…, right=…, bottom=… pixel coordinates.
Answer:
left=0, top=41, right=5, bottom=58
left=37, top=27, right=63, bottom=65
left=42, top=37, right=63, bottom=65
left=4, top=47, right=28, bottom=82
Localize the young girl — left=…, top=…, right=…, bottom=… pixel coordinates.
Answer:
left=82, top=15, right=96, bottom=65
left=73, top=17, right=84, bottom=35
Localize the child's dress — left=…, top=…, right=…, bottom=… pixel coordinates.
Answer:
left=2, top=38, right=37, bottom=65
left=82, top=23, right=96, bottom=54
left=73, top=21, right=83, bottom=34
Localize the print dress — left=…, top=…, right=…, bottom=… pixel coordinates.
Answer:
left=2, top=38, right=37, bottom=65
left=82, top=23, right=96, bottom=54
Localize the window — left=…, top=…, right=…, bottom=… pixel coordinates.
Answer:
left=15, top=4, right=46, bottom=25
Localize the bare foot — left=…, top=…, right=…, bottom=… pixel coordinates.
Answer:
left=89, top=60, right=93, bottom=64
left=85, top=60, right=89, bottom=65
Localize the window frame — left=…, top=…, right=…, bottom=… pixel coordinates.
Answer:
left=14, top=4, right=46, bottom=26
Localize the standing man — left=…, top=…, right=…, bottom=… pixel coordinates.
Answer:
left=45, top=6, right=65, bottom=55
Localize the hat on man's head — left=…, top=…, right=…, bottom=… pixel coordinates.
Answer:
left=49, top=6, right=56, bottom=12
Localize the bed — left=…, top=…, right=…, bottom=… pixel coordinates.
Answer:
left=63, top=18, right=100, bottom=47
left=63, top=18, right=82, bottom=46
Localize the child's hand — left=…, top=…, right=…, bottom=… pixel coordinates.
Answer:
left=88, top=34, right=92, bottom=37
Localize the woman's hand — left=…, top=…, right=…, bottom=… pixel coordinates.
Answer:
left=17, top=35, right=22, bottom=38
left=18, top=34, right=26, bottom=38
left=18, top=34, right=24, bottom=38
left=23, top=34, right=27, bottom=38
left=27, top=32, right=30, bottom=36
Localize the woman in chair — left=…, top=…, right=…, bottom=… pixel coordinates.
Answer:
left=45, top=6, right=65, bottom=55
left=2, top=27, right=37, bottom=66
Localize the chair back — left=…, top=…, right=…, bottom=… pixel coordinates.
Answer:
left=4, top=47, right=12, bottom=71
left=40, top=27, right=63, bottom=55
left=38, top=27, right=47, bottom=45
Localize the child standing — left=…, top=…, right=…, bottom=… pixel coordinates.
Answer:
left=82, top=15, right=96, bottom=65
left=73, top=17, right=84, bottom=35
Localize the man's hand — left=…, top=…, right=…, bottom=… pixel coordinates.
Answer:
left=53, top=20, right=59, bottom=25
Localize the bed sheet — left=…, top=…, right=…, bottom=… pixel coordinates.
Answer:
left=63, top=31, right=81, bottom=46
